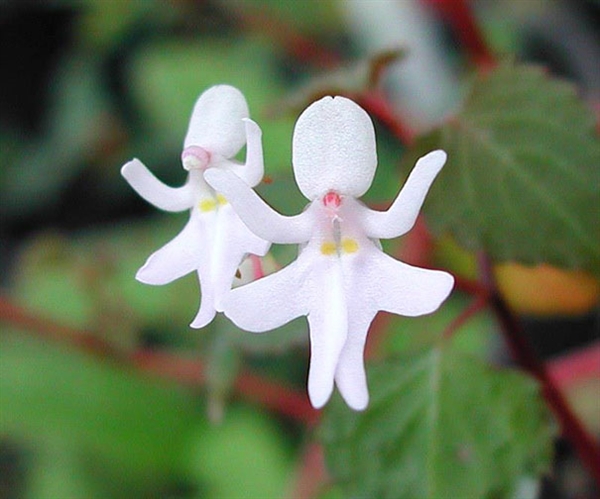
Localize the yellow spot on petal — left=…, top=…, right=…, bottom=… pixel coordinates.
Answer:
left=199, top=199, right=217, bottom=212
left=342, top=238, right=358, bottom=254
left=217, top=194, right=227, bottom=205
left=320, top=241, right=337, bottom=256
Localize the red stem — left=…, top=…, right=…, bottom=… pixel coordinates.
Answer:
left=224, top=2, right=341, bottom=68
left=0, top=295, right=317, bottom=425
left=479, top=261, right=600, bottom=486
left=235, top=371, right=319, bottom=426
left=442, top=294, right=488, bottom=340
left=424, top=0, right=496, bottom=68
left=357, top=91, right=416, bottom=146
left=547, top=342, right=600, bottom=391
left=290, top=442, right=328, bottom=499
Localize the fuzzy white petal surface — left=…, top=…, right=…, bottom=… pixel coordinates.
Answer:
left=121, top=159, right=193, bottom=212
left=369, top=251, right=454, bottom=316
left=228, top=118, right=264, bottom=187
left=190, top=268, right=218, bottom=329
left=205, top=168, right=313, bottom=244
left=307, top=258, right=348, bottom=409
left=184, top=85, right=249, bottom=158
left=223, top=258, right=311, bottom=333
left=361, top=149, right=447, bottom=239
left=293, top=96, right=377, bottom=199
left=334, top=310, right=373, bottom=411
left=136, top=218, right=205, bottom=285
left=211, top=204, right=271, bottom=311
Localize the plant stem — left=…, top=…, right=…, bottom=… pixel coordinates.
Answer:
left=479, top=260, right=600, bottom=486
left=442, top=294, right=488, bottom=340
left=224, top=2, right=340, bottom=68
left=0, top=294, right=317, bottom=425
left=358, top=91, right=415, bottom=146
left=424, top=0, right=496, bottom=68
left=547, top=341, right=600, bottom=391
left=290, top=442, right=328, bottom=499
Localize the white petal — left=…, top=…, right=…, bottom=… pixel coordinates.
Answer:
left=211, top=204, right=271, bottom=311
left=205, top=169, right=312, bottom=244
left=361, top=150, right=447, bottom=239
left=334, top=309, right=374, bottom=411
left=228, top=118, right=264, bottom=187
left=121, top=159, right=194, bottom=212
left=307, top=258, right=348, bottom=409
left=190, top=268, right=217, bottom=329
left=292, top=96, right=377, bottom=200
left=184, top=85, right=249, bottom=159
left=136, top=218, right=204, bottom=285
left=368, top=250, right=454, bottom=316
left=188, top=214, right=220, bottom=329
left=190, top=204, right=270, bottom=329
left=223, top=257, right=311, bottom=332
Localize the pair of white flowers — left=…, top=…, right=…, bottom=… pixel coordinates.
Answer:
left=122, top=85, right=453, bottom=411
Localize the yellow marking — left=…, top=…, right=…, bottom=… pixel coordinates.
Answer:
left=342, top=238, right=359, bottom=254
left=217, top=194, right=227, bottom=205
left=199, top=199, right=217, bottom=212
left=320, top=241, right=337, bottom=256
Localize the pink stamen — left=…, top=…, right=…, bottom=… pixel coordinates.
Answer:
left=249, top=254, right=265, bottom=280
left=323, top=191, right=341, bottom=208
left=181, top=146, right=211, bottom=170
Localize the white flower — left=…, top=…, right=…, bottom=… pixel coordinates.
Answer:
left=121, top=85, right=270, bottom=328
left=205, top=96, right=454, bottom=410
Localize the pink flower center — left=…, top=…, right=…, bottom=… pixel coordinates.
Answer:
left=181, top=146, right=211, bottom=170
left=323, top=191, right=341, bottom=208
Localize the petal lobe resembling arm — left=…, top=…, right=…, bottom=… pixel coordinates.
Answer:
left=361, top=150, right=447, bottom=239
left=229, top=118, right=264, bottom=187
left=121, top=158, right=194, bottom=212
left=205, top=168, right=312, bottom=244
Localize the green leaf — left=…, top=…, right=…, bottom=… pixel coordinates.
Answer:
left=0, top=333, right=295, bottom=498
left=182, top=405, right=294, bottom=499
left=404, top=62, right=600, bottom=275
left=320, top=345, right=554, bottom=499
left=378, top=294, right=496, bottom=359
left=1, top=55, right=108, bottom=218
left=0, top=332, right=202, bottom=478
left=12, top=218, right=200, bottom=336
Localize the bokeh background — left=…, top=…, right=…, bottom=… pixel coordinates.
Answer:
left=1, top=1, right=599, bottom=498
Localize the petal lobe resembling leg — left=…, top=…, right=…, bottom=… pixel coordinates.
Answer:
left=190, top=271, right=217, bottom=329
left=334, top=309, right=374, bottom=411
left=307, top=259, right=348, bottom=409
left=212, top=206, right=270, bottom=312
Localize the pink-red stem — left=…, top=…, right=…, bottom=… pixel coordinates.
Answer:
left=424, top=0, right=496, bottom=68
left=0, top=295, right=317, bottom=425
left=480, top=260, right=600, bottom=487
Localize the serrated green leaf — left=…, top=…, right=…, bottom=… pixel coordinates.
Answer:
left=404, top=62, right=600, bottom=275
left=320, top=346, right=554, bottom=499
